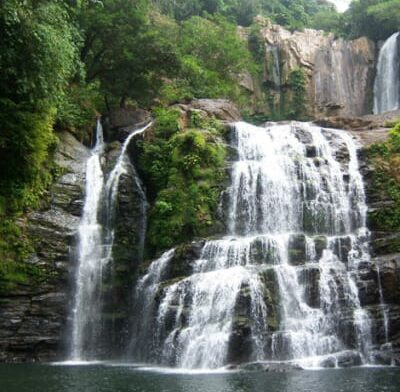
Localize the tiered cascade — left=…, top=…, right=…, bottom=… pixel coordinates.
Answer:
left=133, top=121, right=375, bottom=369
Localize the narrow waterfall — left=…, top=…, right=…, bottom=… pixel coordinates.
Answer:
left=266, top=44, right=281, bottom=89
left=373, top=32, right=400, bottom=114
left=70, top=121, right=150, bottom=361
left=103, top=123, right=152, bottom=263
left=71, top=119, right=106, bottom=360
left=376, top=266, right=390, bottom=345
left=134, top=121, right=374, bottom=369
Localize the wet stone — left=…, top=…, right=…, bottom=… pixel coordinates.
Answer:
left=288, top=234, right=306, bottom=265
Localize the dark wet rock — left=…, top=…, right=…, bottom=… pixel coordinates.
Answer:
left=238, top=361, right=302, bottom=372
left=165, top=241, right=205, bottom=281
left=288, top=234, right=306, bottom=265
left=299, top=266, right=320, bottom=308
left=320, top=350, right=362, bottom=368
left=314, top=236, right=327, bottom=259
left=331, top=236, right=352, bottom=263
left=370, top=232, right=400, bottom=256
left=306, top=145, right=317, bottom=158
left=250, top=237, right=280, bottom=265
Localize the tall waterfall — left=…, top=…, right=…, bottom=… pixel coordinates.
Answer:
left=71, top=119, right=106, bottom=360
left=133, top=121, right=374, bottom=369
left=373, top=32, right=400, bottom=114
left=70, top=121, right=150, bottom=361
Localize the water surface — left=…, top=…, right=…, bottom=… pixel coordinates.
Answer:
left=1, top=364, right=399, bottom=392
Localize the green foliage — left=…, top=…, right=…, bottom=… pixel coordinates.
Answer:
left=56, top=82, right=103, bottom=141
left=309, top=9, right=345, bottom=36
left=367, top=122, right=400, bottom=231
left=0, top=219, right=44, bottom=294
left=152, top=0, right=332, bottom=30
left=0, top=0, right=79, bottom=104
left=175, top=15, right=253, bottom=102
left=0, top=0, right=79, bottom=214
left=77, top=1, right=180, bottom=107
left=343, top=0, right=400, bottom=41
left=287, top=68, right=308, bottom=120
left=0, top=101, right=58, bottom=214
left=0, top=0, right=81, bottom=287
left=138, top=109, right=227, bottom=253
left=138, top=108, right=181, bottom=197
left=248, top=24, right=266, bottom=64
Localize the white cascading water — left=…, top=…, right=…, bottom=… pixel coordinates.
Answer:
left=266, top=44, right=281, bottom=89
left=103, top=123, right=152, bottom=259
left=373, top=32, right=400, bottom=114
left=71, top=119, right=106, bottom=360
left=376, top=265, right=390, bottom=345
left=134, top=121, right=374, bottom=369
left=70, top=121, right=151, bottom=361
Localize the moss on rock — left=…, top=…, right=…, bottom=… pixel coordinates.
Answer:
left=137, top=108, right=229, bottom=255
left=366, top=122, right=400, bottom=232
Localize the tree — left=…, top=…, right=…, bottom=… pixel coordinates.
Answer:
left=177, top=15, right=253, bottom=99
left=77, top=0, right=180, bottom=106
left=344, top=0, right=399, bottom=41
left=0, top=0, right=79, bottom=213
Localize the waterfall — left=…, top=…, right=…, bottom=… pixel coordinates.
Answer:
left=70, top=119, right=106, bottom=360
left=376, top=265, right=390, bottom=345
left=103, top=123, right=152, bottom=263
left=134, top=121, right=374, bottom=369
left=373, top=32, right=400, bottom=114
left=266, top=44, right=281, bottom=89
left=70, top=121, right=151, bottom=361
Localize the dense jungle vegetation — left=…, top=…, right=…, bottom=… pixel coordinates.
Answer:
left=1, top=0, right=400, bottom=282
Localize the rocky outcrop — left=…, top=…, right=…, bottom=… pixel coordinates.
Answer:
left=0, top=131, right=89, bottom=362
left=315, top=112, right=400, bottom=146
left=106, top=107, right=151, bottom=141
left=171, top=99, right=241, bottom=128
left=242, top=20, right=376, bottom=118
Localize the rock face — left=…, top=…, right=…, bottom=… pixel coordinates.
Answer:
left=244, top=21, right=376, bottom=118
left=0, top=131, right=89, bottom=362
left=358, top=139, right=400, bottom=364
left=171, top=99, right=241, bottom=128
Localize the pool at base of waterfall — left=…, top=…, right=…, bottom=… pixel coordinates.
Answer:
left=1, top=364, right=399, bottom=392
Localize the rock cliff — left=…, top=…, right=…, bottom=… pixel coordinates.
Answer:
left=242, top=20, right=376, bottom=118
left=0, top=131, right=88, bottom=362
